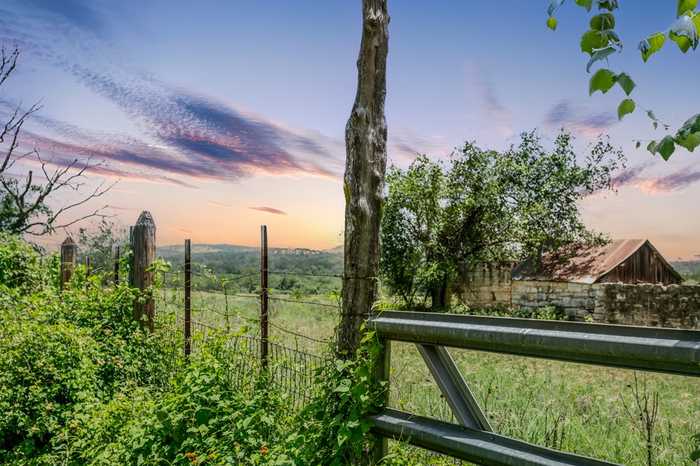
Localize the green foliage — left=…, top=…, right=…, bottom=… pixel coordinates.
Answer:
left=77, top=219, right=128, bottom=276
left=0, top=317, right=100, bottom=461
left=288, top=330, right=386, bottom=465
left=692, top=433, right=700, bottom=461
left=679, top=0, right=699, bottom=17
left=615, top=72, right=635, bottom=96
left=0, top=232, right=49, bottom=292
left=0, top=242, right=180, bottom=463
left=381, top=131, right=623, bottom=309
left=64, top=346, right=289, bottom=465
left=589, top=68, right=616, bottom=95
left=639, top=32, right=666, bottom=62
left=547, top=1, right=700, bottom=159
left=617, top=98, right=635, bottom=120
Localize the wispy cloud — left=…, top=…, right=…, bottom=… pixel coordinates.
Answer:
left=0, top=0, right=342, bottom=186
left=249, top=206, right=287, bottom=215
left=544, top=100, right=616, bottom=136
left=635, top=168, right=700, bottom=194
left=465, top=64, right=513, bottom=139
left=608, top=161, right=700, bottom=194
left=611, top=162, right=652, bottom=189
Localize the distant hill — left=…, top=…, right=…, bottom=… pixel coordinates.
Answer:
left=157, top=243, right=343, bottom=276
left=672, top=260, right=700, bottom=283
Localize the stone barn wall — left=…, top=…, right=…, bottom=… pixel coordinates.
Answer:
left=457, top=263, right=512, bottom=308
left=459, top=263, right=700, bottom=329
left=593, top=283, right=700, bottom=329
left=511, top=280, right=597, bottom=320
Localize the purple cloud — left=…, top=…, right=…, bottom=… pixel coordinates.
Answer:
left=0, top=2, right=342, bottom=185
left=544, top=100, right=616, bottom=136
left=249, top=206, right=287, bottom=215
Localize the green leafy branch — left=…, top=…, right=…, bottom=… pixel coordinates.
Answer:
left=546, top=0, right=700, bottom=160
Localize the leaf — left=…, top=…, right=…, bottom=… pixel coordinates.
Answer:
left=677, top=0, right=698, bottom=17
left=693, top=11, right=700, bottom=32
left=617, top=99, right=636, bottom=120
left=547, top=16, right=558, bottom=30
left=615, top=73, right=636, bottom=95
left=547, top=0, right=565, bottom=16
left=675, top=113, right=700, bottom=151
left=647, top=140, right=658, bottom=154
left=590, top=13, right=615, bottom=30
left=576, top=0, right=593, bottom=10
left=669, top=15, right=699, bottom=52
left=657, top=135, right=676, bottom=160
left=597, top=0, right=619, bottom=11
left=581, top=30, right=608, bottom=55
left=638, top=32, right=666, bottom=62
left=676, top=132, right=700, bottom=151
left=589, top=68, right=616, bottom=95
left=586, top=46, right=617, bottom=72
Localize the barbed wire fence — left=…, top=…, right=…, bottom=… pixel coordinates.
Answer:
left=157, top=225, right=343, bottom=410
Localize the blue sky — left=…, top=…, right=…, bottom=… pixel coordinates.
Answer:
left=1, top=1, right=699, bottom=258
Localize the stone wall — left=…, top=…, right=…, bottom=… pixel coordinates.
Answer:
left=593, top=283, right=700, bottom=329
left=458, top=263, right=700, bottom=329
left=512, top=280, right=596, bottom=320
left=457, top=263, right=512, bottom=308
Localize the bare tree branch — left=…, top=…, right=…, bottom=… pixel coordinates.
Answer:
left=0, top=46, right=114, bottom=236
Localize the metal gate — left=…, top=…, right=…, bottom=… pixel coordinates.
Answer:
left=367, top=311, right=700, bottom=465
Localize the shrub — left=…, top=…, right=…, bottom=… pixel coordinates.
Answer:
left=0, top=318, right=99, bottom=462
left=0, top=232, right=47, bottom=292
left=64, top=343, right=290, bottom=465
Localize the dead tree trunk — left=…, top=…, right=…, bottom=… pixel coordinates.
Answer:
left=337, top=0, right=389, bottom=358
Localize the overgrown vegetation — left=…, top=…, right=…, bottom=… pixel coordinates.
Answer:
left=0, top=234, right=386, bottom=465
left=380, top=131, right=623, bottom=309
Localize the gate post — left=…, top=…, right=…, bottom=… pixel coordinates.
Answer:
left=131, top=211, right=156, bottom=331
left=60, top=236, right=77, bottom=290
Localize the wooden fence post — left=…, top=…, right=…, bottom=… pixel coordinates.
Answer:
left=60, top=236, right=77, bottom=290
left=85, top=256, right=91, bottom=277
left=131, top=211, right=156, bottom=331
left=184, top=239, right=192, bottom=358
left=113, top=245, right=120, bottom=285
left=260, top=225, right=269, bottom=370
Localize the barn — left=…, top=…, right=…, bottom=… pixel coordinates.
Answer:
left=512, top=239, right=682, bottom=285
left=458, top=239, right=691, bottom=325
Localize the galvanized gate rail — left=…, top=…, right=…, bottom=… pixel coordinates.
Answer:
left=367, top=311, right=700, bottom=465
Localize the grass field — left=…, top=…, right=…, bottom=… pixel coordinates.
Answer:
left=158, top=289, right=700, bottom=465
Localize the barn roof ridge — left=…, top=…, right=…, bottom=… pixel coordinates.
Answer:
left=512, top=238, right=680, bottom=284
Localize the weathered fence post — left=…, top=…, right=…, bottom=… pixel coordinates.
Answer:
left=131, top=211, right=156, bottom=331
left=260, top=225, right=269, bottom=370
left=113, top=245, right=120, bottom=285
left=84, top=256, right=91, bottom=277
left=184, top=238, right=192, bottom=358
left=60, top=236, right=77, bottom=290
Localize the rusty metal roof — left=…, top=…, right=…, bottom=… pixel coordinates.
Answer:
left=512, top=239, right=654, bottom=284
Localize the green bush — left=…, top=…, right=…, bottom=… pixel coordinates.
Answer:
left=0, top=232, right=48, bottom=292
left=0, top=268, right=181, bottom=463
left=0, top=318, right=99, bottom=462
left=63, top=343, right=290, bottom=465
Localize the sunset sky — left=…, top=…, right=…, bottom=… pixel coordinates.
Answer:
left=1, top=1, right=699, bottom=259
